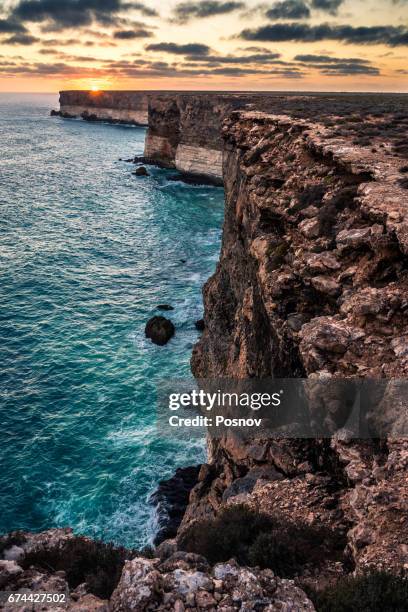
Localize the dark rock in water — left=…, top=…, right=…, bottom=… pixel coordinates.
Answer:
left=81, top=111, right=98, bottom=122
left=133, top=155, right=169, bottom=169
left=150, top=465, right=201, bottom=545
left=167, top=172, right=222, bottom=186
left=50, top=109, right=61, bottom=117
left=145, top=316, right=174, bottom=345
left=134, top=166, right=149, bottom=177
left=157, top=304, right=174, bottom=311
left=195, top=319, right=205, bottom=331
left=180, top=259, right=186, bottom=264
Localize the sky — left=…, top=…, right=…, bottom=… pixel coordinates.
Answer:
left=0, top=0, right=407, bottom=92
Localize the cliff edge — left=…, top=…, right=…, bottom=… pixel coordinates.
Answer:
left=185, top=108, right=408, bottom=586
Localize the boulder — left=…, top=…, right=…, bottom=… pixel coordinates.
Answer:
left=157, top=304, right=174, bottom=311
left=110, top=555, right=315, bottom=611
left=0, top=560, right=23, bottom=588
left=145, top=316, right=175, bottom=345
left=134, top=166, right=149, bottom=177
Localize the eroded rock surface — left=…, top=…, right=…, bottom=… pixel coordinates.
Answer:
left=110, top=555, right=315, bottom=611
left=188, top=110, right=408, bottom=580
left=0, top=530, right=314, bottom=611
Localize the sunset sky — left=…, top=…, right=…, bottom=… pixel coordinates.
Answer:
left=0, top=0, right=407, bottom=92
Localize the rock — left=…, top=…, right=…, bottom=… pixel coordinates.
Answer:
left=110, top=558, right=162, bottom=611
left=156, top=539, right=178, bottom=561
left=195, top=590, right=216, bottom=608
left=157, top=304, right=174, bottom=311
left=174, top=600, right=185, bottom=612
left=145, top=316, right=175, bottom=345
left=311, top=275, right=341, bottom=296
left=50, top=109, right=61, bottom=117
left=150, top=466, right=201, bottom=545
left=336, top=227, right=371, bottom=248
left=172, top=569, right=213, bottom=595
left=111, top=554, right=314, bottom=610
left=299, top=218, right=320, bottom=238
left=134, top=166, right=149, bottom=176
left=195, top=319, right=205, bottom=331
left=222, top=466, right=283, bottom=501
left=0, top=560, right=23, bottom=588
left=287, top=313, right=308, bottom=332
left=3, top=545, right=24, bottom=562
left=305, top=252, right=341, bottom=274
left=300, top=317, right=361, bottom=354
left=69, top=594, right=109, bottom=611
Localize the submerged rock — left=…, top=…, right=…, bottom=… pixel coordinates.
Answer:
left=134, top=166, right=149, bottom=177
left=145, top=316, right=175, bottom=345
left=157, top=304, right=174, bottom=311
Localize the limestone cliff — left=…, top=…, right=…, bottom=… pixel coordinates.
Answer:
left=58, top=90, right=148, bottom=125
left=186, top=109, right=408, bottom=583
left=144, top=93, right=245, bottom=183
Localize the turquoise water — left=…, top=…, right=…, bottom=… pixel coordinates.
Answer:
left=0, top=93, right=224, bottom=547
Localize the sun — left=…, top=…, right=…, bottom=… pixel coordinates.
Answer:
left=91, top=85, right=99, bottom=92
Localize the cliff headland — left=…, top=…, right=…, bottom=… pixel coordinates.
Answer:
left=2, top=91, right=407, bottom=610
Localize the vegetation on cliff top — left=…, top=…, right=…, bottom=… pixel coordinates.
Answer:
left=309, top=571, right=408, bottom=612
left=178, top=504, right=345, bottom=578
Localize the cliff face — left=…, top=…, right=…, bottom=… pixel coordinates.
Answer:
left=143, top=93, right=294, bottom=183
left=186, top=109, right=408, bottom=580
left=59, top=90, right=148, bottom=125
left=144, top=94, right=248, bottom=183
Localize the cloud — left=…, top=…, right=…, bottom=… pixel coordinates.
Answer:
left=266, top=0, right=310, bottom=20
left=10, top=0, right=157, bottom=30
left=3, top=33, right=39, bottom=44
left=113, top=28, right=153, bottom=38
left=185, top=51, right=282, bottom=63
left=0, top=18, right=27, bottom=33
left=310, top=0, right=343, bottom=15
left=237, top=45, right=272, bottom=52
left=209, top=65, right=302, bottom=77
left=172, top=1, right=244, bottom=23
left=239, top=22, right=408, bottom=46
left=319, top=63, right=380, bottom=75
left=145, top=42, right=211, bottom=55
left=294, top=53, right=380, bottom=75
left=294, top=53, right=370, bottom=63
left=38, top=48, right=100, bottom=61
left=0, top=56, right=305, bottom=80
left=41, top=38, right=78, bottom=45
left=121, top=2, right=158, bottom=16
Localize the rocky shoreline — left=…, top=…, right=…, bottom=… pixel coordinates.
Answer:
left=4, top=92, right=407, bottom=609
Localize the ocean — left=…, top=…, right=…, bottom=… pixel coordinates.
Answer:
left=0, top=93, right=224, bottom=547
